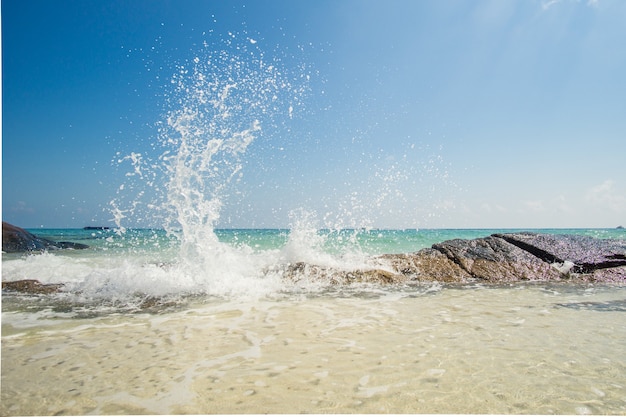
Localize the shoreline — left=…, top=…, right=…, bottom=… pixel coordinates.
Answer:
left=3, top=225, right=625, bottom=296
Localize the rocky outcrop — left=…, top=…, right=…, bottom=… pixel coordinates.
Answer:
left=3, top=231, right=625, bottom=296
left=2, top=222, right=89, bottom=253
left=376, top=233, right=626, bottom=283
left=493, top=233, right=626, bottom=273
left=373, top=235, right=562, bottom=283
left=287, top=233, right=626, bottom=285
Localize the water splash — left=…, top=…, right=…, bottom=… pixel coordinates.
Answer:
left=107, top=33, right=313, bottom=297
left=24, top=30, right=455, bottom=303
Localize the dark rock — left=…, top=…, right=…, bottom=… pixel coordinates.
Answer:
left=375, top=233, right=625, bottom=284
left=3, top=222, right=52, bottom=252
left=2, top=222, right=89, bottom=253
left=279, top=233, right=626, bottom=285
left=494, top=232, right=626, bottom=273
left=50, top=241, right=90, bottom=250
left=584, top=266, right=626, bottom=283
left=431, top=235, right=562, bottom=282
left=2, top=279, right=64, bottom=294
left=555, top=298, right=626, bottom=312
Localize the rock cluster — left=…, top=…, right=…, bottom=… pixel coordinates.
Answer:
left=288, top=232, right=626, bottom=285
left=390, top=233, right=626, bottom=283
left=2, top=222, right=89, bottom=253
left=1, top=279, right=64, bottom=294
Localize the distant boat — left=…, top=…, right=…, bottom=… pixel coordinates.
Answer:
left=83, top=226, right=110, bottom=230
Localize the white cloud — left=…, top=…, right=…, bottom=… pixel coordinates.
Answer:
left=480, top=202, right=507, bottom=213
left=11, top=201, right=35, bottom=213
left=553, top=194, right=575, bottom=214
left=542, top=0, right=563, bottom=10
left=523, top=200, right=545, bottom=212
left=541, top=0, right=599, bottom=10
left=585, top=179, right=626, bottom=212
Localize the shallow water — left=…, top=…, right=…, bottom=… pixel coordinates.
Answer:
left=2, top=283, right=625, bottom=415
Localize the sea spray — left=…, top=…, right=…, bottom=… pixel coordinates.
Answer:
left=108, top=34, right=313, bottom=297
left=112, top=35, right=310, bottom=231
left=280, top=209, right=375, bottom=268
left=281, top=209, right=334, bottom=266
left=6, top=33, right=459, bottom=304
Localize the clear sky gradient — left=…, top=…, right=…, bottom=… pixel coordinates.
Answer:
left=2, top=0, right=625, bottom=229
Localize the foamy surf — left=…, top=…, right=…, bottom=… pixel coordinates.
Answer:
left=1, top=224, right=413, bottom=314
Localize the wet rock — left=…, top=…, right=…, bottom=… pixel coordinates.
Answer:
left=2, top=279, right=64, bottom=294
left=283, top=262, right=406, bottom=285
left=55, top=241, right=90, bottom=250
left=583, top=266, right=626, bottom=283
left=138, top=296, right=181, bottom=312
left=3, top=222, right=51, bottom=252
left=2, top=222, right=89, bottom=253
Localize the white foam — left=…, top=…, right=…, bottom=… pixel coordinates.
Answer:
left=551, top=260, right=576, bottom=275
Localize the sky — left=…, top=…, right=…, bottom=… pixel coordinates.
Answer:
left=2, top=0, right=626, bottom=229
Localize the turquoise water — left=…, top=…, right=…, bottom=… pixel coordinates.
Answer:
left=3, top=226, right=624, bottom=307
left=20, top=226, right=626, bottom=256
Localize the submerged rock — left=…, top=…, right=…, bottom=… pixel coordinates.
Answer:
left=584, top=266, right=626, bottom=283
left=2, top=279, right=64, bottom=294
left=2, top=222, right=89, bottom=253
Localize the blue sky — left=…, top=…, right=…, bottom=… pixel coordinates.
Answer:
left=2, top=0, right=625, bottom=229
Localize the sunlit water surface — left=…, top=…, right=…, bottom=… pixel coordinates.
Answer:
left=2, top=282, right=625, bottom=415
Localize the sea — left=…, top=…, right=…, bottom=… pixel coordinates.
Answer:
left=3, top=35, right=626, bottom=415
left=2, top=227, right=626, bottom=415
